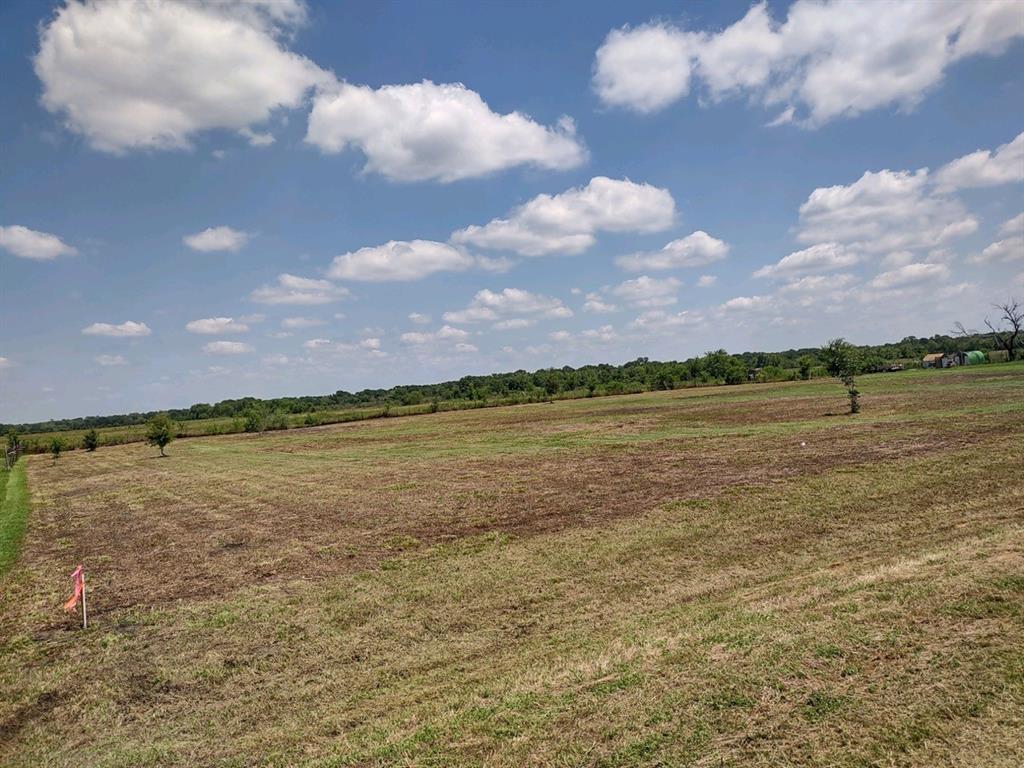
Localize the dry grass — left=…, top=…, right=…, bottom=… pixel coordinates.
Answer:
left=1, top=365, right=1022, bottom=766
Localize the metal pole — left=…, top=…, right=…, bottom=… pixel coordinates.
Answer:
left=81, top=572, right=88, bottom=629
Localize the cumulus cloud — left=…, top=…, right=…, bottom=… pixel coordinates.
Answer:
left=400, top=325, right=470, bottom=344
left=302, top=337, right=383, bottom=355
left=443, top=288, right=573, bottom=323
left=328, top=240, right=476, bottom=281
left=583, top=293, right=618, bottom=314
left=868, top=262, right=950, bottom=290
left=934, top=131, right=1024, bottom=191
left=82, top=320, right=151, bottom=337
left=611, top=276, right=681, bottom=307
left=250, top=273, right=350, bottom=305
left=185, top=317, right=250, bottom=334
left=451, top=177, right=675, bottom=256
left=970, top=237, right=1024, bottom=264
left=1000, top=212, right=1024, bottom=236
left=408, top=312, right=431, bottom=324
left=0, top=225, right=77, bottom=260
left=492, top=318, right=536, bottom=330
left=306, top=80, right=585, bottom=182
left=697, top=275, right=717, bottom=287
left=202, top=340, right=254, bottom=355
left=615, top=230, right=729, bottom=271
left=796, top=169, right=977, bottom=253
left=35, top=0, right=328, bottom=152
left=184, top=226, right=249, bottom=252
left=94, top=354, right=126, bottom=366
left=281, top=316, right=325, bottom=329
left=592, top=2, right=1024, bottom=125
left=629, top=309, right=703, bottom=331
left=753, top=242, right=859, bottom=278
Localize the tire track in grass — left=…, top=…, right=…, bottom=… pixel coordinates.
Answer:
left=0, top=460, right=30, bottom=576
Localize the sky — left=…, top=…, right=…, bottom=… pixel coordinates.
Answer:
left=1, top=0, right=1023, bottom=424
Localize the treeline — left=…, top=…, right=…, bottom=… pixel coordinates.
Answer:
left=1, top=332, right=998, bottom=435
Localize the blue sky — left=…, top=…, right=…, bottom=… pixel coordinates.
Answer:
left=1, top=0, right=1022, bottom=423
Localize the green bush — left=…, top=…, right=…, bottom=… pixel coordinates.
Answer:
left=82, top=429, right=99, bottom=452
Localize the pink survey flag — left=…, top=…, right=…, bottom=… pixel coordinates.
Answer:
left=63, top=564, right=84, bottom=612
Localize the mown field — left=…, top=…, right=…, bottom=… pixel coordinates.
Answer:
left=1, top=364, right=1022, bottom=767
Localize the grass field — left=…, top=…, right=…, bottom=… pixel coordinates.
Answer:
left=1, top=364, right=1022, bottom=766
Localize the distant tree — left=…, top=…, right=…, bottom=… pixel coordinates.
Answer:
left=984, top=299, right=1023, bottom=361
left=82, top=429, right=99, bottom=452
left=145, top=413, right=175, bottom=456
left=797, top=355, right=815, bottom=380
left=820, top=338, right=862, bottom=414
left=242, top=406, right=265, bottom=433
left=4, top=428, right=19, bottom=454
left=49, top=436, right=66, bottom=464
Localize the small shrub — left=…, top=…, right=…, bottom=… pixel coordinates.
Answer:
left=243, top=407, right=265, bottom=433
left=49, top=436, right=66, bottom=463
left=265, top=411, right=289, bottom=431
left=145, top=413, right=175, bottom=456
left=82, top=429, right=99, bottom=452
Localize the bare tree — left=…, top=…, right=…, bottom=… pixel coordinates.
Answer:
left=984, top=298, right=1023, bottom=361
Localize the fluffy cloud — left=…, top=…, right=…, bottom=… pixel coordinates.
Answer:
left=583, top=293, right=618, bottom=314
left=615, top=230, right=729, bottom=271
left=250, top=274, right=350, bottom=305
left=1000, top=212, right=1024, bottom=236
left=970, top=237, right=1024, bottom=264
left=94, top=354, right=127, bottom=366
left=629, top=309, right=703, bottom=331
left=82, top=321, right=151, bottom=337
left=443, top=288, right=573, bottom=323
left=202, top=340, right=254, bottom=355
left=306, top=80, right=585, bottom=182
left=184, top=226, right=249, bottom=252
left=185, top=317, right=250, bottom=334
left=302, top=337, right=383, bottom=355
left=35, top=0, right=327, bottom=152
left=753, top=242, right=859, bottom=278
left=868, top=262, right=950, bottom=290
left=796, top=169, right=977, bottom=253
left=400, top=325, right=470, bottom=345
left=934, top=131, right=1024, bottom=191
left=451, top=177, right=675, bottom=256
left=0, top=225, right=77, bottom=260
left=408, top=312, right=431, bottom=324
left=611, top=276, right=681, bottom=307
left=281, top=317, right=325, bottom=330
left=592, top=23, right=697, bottom=113
left=697, top=275, right=717, bottom=287
left=592, top=2, right=1024, bottom=125
left=328, top=240, right=476, bottom=281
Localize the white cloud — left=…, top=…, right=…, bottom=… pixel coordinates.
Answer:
left=697, top=275, right=717, bottom=287
left=408, top=312, right=431, bottom=325
left=629, top=309, right=703, bottom=331
left=94, top=354, right=127, bottom=366
left=549, top=330, right=572, bottom=342
left=451, top=177, right=675, bottom=256
left=443, top=288, right=573, bottom=323
left=721, top=295, right=774, bottom=312
left=583, top=293, right=618, bottom=314
left=185, top=317, right=250, bottom=334
left=302, top=336, right=384, bottom=355
left=593, top=22, right=697, bottom=113
left=592, top=2, right=1024, bottom=125
left=202, top=340, right=253, bottom=355
left=302, top=338, right=332, bottom=350
left=35, top=0, right=328, bottom=152
left=82, top=320, right=151, bottom=337
left=0, top=225, right=77, bottom=260
left=184, top=226, right=249, bottom=252
left=492, top=318, right=535, bottom=330
left=1000, top=212, right=1024, bottom=236
left=796, top=169, right=977, bottom=252
left=869, top=262, right=950, bottom=290
left=616, top=230, right=729, bottom=271
left=454, top=342, right=478, bottom=353
left=328, top=240, right=476, bottom=281
left=251, top=274, right=350, bottom=305
left=753, top=242, right=859, bottom=278
left=934, top=131, right=1024, bottom=191
left=306, top=80, right=585, bottom=182
left=401, top=325, right=470, bottom=345
left=970, top=237, right=1024, bottom=264
left=281, top=316, right=325, bottom=330
left=0, top=357, right=11, bottom=370
left=611, top=275, right=681, bottom=307
left=777, top=273, right=857, bottom=294
left=262, top=354, right=290, bottom=366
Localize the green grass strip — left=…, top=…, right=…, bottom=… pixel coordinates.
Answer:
left=0, top=459, right=30, bottom=576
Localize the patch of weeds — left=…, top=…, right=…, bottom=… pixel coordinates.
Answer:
left=813, top=643, right=843, bottom=659
left=591, top=671, right=642, bottom=696
left=802, top=690, right=845, bottom=721
left=706, top=687, right=755, bottom=710
left=992, top=574, right=1024, bottom=592
left=383, top=534, right=420, bottom=551
left=943, top=594, right=1018, bottom=619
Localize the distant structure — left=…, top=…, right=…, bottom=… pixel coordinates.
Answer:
left=923, top=350, right=989, bottom=368
left=957, top=351, right=987, bottom=366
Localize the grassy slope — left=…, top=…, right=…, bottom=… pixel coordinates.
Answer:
left=1, top=365, right=1022, bottom=767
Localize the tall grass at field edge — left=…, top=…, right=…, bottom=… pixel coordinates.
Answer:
left=0, top=460, right=30, bottom=576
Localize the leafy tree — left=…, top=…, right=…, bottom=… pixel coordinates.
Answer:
left=49, top=436, right=66, bottom=463
left=145, top=413, right=175, bottom=456
left=4, top=428, right=19, bottom=454
left=82, top=429, right=99, bottom=452
left=242, top=406, right=265, bottom=433
left=821, top=338, right=862, bottom=414
left=798, top=355, right=815, bottom=380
